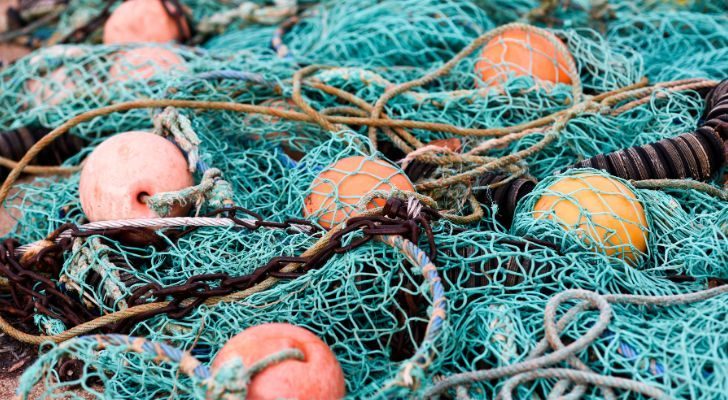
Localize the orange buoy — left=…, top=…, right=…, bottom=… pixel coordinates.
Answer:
left=533, top=173, right=648, bottom=263
left=210, top=323, right=346, bottom=400
left=26, top=46, right=85, bottom=107
left=304, top=156, right=415, bottom=229
left=475, top=26, right=574, bottom=87
left=109, top=47, right=186, bottom=82
left=26, top=68, right=75, bottom=107
left=79, top=131, right=193, bottom=221
left=103, top=0, right=190, bottom=44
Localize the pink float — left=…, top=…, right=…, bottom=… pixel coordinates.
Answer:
left=211, top=323, right=346, bottom=400
left=79, top=131, right=194, bottom=221
left=103, top=0, right=190, bottom=44
left=109, top=47, right=186, bottom=82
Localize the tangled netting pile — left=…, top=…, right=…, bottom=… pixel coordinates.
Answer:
left=1, top=0, right=727, bottom=399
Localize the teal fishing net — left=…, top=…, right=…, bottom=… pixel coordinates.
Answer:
left=1, top=0, right=726, bottom=399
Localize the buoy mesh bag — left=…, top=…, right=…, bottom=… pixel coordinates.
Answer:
left=0, top=0, right=726, bottom=399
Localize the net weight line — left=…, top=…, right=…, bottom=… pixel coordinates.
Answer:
left=0, top=198, right=439, bottom=345
left=15, top=230, right=448, bottom=399
left=14, top=216, right=317, bottom=256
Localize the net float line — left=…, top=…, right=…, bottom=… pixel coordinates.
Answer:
left=0, top=77, right=716, bottom=206
left=566, top=79, right=727, bottom=181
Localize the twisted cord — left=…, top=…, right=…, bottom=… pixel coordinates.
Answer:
left=153, top=107, right=202, bottom=173
left=365, top=234, right=448, bottom=396
left=196, top=0, right=297, bottom=34
left=14, top=216, right=316, bottom=256
left=632, top=179, right=728, bottom=201
left=366, top=22, right=583, bottom=150
left=206, top=348, right=305, bottom=400
left=424, top=285, right=728, bottom=398
left=498, top=369, right=671, bottom=400
left=0, top=156, right=80, bottom=175
left=0, top=73, right=710, bottom=206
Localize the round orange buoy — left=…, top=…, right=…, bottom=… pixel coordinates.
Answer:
left=533, top=173, right=648, bottom=263
left=210, top=323, right=346, bottom=400
left=103, top=0, right=189, bottom=44
left=304, top=156, right=415, bottom=229
left=26, top=46, right=85, bottom=107
left=109, top=47, right=186, bottom=82
left=79, top=131, right=193, bottom=221
left=475, top=26, right=574, bottom=87
left=26, top=68, right=75, bottom=107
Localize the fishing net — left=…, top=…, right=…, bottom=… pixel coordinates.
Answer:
left=0, top=0, right=726, bottom=399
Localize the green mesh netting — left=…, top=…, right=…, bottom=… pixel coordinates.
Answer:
left=1, top=0, right=727, bottom=399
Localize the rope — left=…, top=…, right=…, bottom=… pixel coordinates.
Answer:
left=206, top=348, right=305, bottom=400
left=0, top=74, right=710, bottom=208
left=0, top=155, right=81, bottom=175
left=424, top=285, right=728, bottom=398
left=497, top=369, right=671, bottom=400
left=632, top=179, right=728, bottom=201
left=153, top=107, right=202, bottom=173
left=14, top=333, right=304, bottom=400
left=14, top=216, right=316, bottom=255
left=0, top=207, right=376, bottom=344
left=196, top=0, right=298, bottom=35
left=366, top=22, right=583, bottom=151
left=378, top=234, right=448, bottom=390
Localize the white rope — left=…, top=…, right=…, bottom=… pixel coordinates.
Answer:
left=14, top=217, right=315, bottom=256
left=406, top=196, right=423, bottom=219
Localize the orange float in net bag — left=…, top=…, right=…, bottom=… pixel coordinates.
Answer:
left=304, top=156, right=414, bottom=229
left=475, top=26, right=575, bottom=87
left=532, top=173, right=648, bottom=264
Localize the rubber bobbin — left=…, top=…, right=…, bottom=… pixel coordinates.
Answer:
left=473, top=172, right=536, bottom=227
left=0, top=125, right=85, bottom=178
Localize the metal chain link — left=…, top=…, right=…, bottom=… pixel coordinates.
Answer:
left=1, top=199, right=440, bottom=334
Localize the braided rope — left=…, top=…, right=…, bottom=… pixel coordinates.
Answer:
left=366, top=22, right=583, bottom=151
left=14, top=235, right=443, bottom=398
left=379, top=234, right=448, bottom=389
left=15, top=216, right=316, bottom=256
left=424, top=285, right=728, bottom=398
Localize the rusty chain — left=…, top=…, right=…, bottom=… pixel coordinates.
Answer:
left=1, top=198, right=440, bottom=335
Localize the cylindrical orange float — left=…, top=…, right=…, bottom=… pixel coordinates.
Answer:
left=103, top=0, right=190, bottom=44
left=210, top=323, right=346, bottom=400
left=532, top=173, right=648, bottom=263
left=475, top=26, right=575, bottom=87
left=26, top=46, right=85, bottom=107
left=304, top=156, right=415, bottom=229
left=109, top=47, right=186, bottom=82
left=79, top=131, right=193, bottom=221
